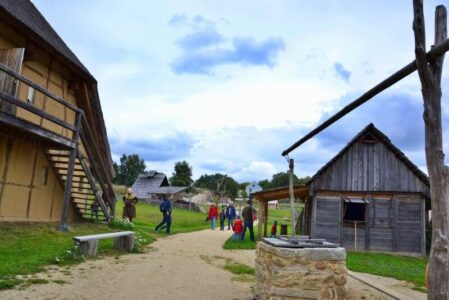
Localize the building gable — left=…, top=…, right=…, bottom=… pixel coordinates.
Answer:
left=308, top=124, right=429, bottom=195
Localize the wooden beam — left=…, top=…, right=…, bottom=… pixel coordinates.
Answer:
left=282, top=37, right=449, bottom=156
left=0, top=111, right=74, bottom=149
left=0, top=90, right=77, bottom=131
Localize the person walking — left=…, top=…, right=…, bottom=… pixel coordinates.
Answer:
left=240, top=200, right=255, bottom=241
left=225, top=203, right=236, bottom=230
left=122, top=188, right=138, bottom=222
left=208, top=203, right=218, bottom=230
left=155, top=194, right=172, bottom=234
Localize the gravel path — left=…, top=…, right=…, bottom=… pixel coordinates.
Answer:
left=0, top=229, right=426, bottom=300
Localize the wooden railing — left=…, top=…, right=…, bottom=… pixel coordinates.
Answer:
left=0, top=62, right=116, bottom=225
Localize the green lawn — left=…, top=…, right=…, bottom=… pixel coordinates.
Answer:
left=346, top=251, right=428, bottom=290
left=0, top=201, right=209, bottom=290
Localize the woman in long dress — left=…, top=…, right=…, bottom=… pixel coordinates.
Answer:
left=122, top=188, right=138, bottom=222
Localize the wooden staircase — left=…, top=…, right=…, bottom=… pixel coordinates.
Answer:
left=45, top=149, right=111, bottom=222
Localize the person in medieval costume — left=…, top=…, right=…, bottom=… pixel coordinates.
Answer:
left=122, top=188, right=138, bottom=222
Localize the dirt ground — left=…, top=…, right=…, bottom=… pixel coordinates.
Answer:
left=0, top=229, right=426, bottom=300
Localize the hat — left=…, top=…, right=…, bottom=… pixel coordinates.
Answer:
left=127, top=188, right=133, bottom=194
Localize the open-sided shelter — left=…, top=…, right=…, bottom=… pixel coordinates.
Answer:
left=254, top=124, right=430, bottom=255
left=0, top=0, right=115, bottom=226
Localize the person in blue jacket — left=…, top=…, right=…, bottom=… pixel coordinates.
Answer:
left=155, top=194, right=172, bottom=234
left=225, top=202, right=236, bottom=230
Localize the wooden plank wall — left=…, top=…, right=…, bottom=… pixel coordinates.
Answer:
left=312, top=195, right=340, bottom=244
left=312, top=192, right=425, bottom=254
left=309, top=141, right=429, bottom=194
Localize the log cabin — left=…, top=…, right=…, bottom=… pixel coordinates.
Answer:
left=254, top=123, right=430, bottom=255
left=0, top=0, right=115, bottom=229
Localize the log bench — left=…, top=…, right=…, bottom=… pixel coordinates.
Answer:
left=73, top=231, right=135, bottom=257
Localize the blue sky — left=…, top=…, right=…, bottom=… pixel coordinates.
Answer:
left=33, top=0, right=449, bottom=182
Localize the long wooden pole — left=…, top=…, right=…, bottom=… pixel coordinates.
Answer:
left=413, top=2, right=449, bottom=298
left=282, top=37, right=449, bottom=157
left=289, top=159, right=296, bottom=236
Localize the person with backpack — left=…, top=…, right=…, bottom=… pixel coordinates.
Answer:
left=155, top=194, right=172, bottom=234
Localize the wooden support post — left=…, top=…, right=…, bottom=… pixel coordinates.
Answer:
left=413, top=2, right=449, bottom=298
left=288, top=158, right=296, bottom=236
left=257, top=200, right=263, bottom=240
left=58, top=112, right=82, bottom=232
left=264, top=201, right=268, bottom=237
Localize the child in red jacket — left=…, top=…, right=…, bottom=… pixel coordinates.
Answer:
left=270, top=220, right=278, bottom=238
left=232, top=216, right=243, bottom=241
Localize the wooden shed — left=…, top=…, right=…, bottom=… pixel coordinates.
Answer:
left=254, top=124, right=430, bottom=256
left=305, top=123, right=429, bottom=255
left=0, top=0, right=115, bottom=227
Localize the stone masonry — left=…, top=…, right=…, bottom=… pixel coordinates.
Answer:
left=255, top=242, right=347, bottom=300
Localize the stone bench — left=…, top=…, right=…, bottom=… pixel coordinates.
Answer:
left=73, top=231, right=135, bottom=257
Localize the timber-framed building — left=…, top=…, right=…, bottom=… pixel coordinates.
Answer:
left=0, top=0, right=115, bottom=228
left=254, top=124, right=429, bottom=255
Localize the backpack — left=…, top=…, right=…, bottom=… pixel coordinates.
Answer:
left=159, top=201, right=166, bottom=213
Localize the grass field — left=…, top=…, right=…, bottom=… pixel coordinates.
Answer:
left=0, top=201, right=209, bottom=290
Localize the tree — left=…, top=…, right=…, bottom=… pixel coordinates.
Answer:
left=113, top=154, right=146, bottom=187
left=258, top=179, right=271, bottom=190
left=169, top=161, right=193, bottom=187
left=194, top=173, right=240, bottom=198
left=413, top=2, right=449, bottom=297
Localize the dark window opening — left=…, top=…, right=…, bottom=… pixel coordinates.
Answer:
left=343, top=202, right=366, bottom=221
left=361, top=133, right=378, bottom=143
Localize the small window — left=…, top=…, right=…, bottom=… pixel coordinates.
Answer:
left=343, top=200, right=366, bottom=221
left=26, top=87, right=36, bottom=104
left=41, top=167, right=49, bottom=185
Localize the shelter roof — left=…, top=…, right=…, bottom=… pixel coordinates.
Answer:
left=252, top=185, right=309, bottom=202
left=308, top=123, right=429, bottom=186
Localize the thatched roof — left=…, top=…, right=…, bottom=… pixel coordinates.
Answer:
left=308, top=123, right=429, bottom=186
left=0, top=0, right=113, bottom=176
left=131, top=172, right=187, bottom=199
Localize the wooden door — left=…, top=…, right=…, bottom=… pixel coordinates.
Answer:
left=0, top=48, right=25, bottom=115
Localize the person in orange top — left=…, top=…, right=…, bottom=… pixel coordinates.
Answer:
left=208, top=203, right=219, bottom=230
left=232, top=215, right=243, bottom=241
left=270, top=220, right=278, bottom=238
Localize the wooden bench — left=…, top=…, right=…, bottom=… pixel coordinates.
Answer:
left=73, top=231, right=135, bottom=257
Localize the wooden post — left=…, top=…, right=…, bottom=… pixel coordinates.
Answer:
left=263, top=200, right=268, bottom=237
left=257, top=199, right=263, bottom=240
left=58, top=112, right=82, bottom=231
left=289, top=158, right=296, bottom=236
left=413, top=2, right=449, bottom=298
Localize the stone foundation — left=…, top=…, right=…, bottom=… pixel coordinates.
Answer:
left=255, top=242, right=347, bottom=300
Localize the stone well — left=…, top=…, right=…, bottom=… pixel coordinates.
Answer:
left=255, top=241, right=347, bottom=300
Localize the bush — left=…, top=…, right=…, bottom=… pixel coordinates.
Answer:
left=109, top=218, right=134, bottom=230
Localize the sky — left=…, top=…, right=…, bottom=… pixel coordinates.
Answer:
left=33, top=0, right=449, bottom=183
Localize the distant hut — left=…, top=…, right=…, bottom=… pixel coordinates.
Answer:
left=254, top=124, right=430, bottom=255
left=131, top=171, right=187, bottom=201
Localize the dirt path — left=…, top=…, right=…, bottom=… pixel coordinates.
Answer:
left=0, top=229, right=427, bottom=300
